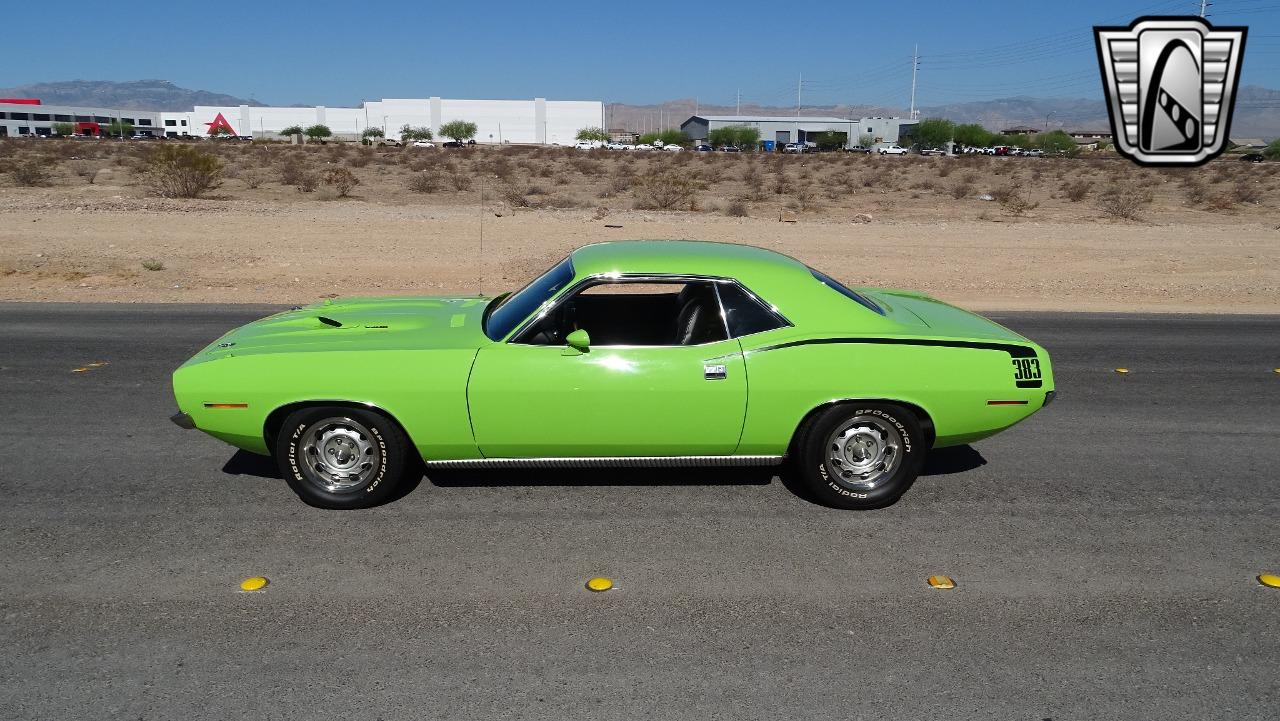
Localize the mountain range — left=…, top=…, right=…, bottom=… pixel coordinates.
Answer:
left=3, top=80, right=1276, bottom=139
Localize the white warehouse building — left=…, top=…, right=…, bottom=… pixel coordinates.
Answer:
left=160, top=97, right=604, bottom=144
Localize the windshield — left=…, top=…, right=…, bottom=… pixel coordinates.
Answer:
left=483, top=256, right=576, bottom=340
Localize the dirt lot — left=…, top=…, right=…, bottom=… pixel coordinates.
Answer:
left=1, top=139, right=1277, bottom=312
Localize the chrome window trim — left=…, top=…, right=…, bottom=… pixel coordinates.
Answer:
left=504, top=272, right=793, bottom=346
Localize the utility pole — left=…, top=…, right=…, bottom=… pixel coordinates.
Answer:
left=736, top=88, right=741, bottom=115
left=796, top=72, right=802, bottom=144
left=909, top=45, right=920, bottom=120
left=1199, top=0, right=1210, bottom=17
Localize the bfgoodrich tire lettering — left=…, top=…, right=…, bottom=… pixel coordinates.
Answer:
left=796, top=403, right=926, bottom=509
left=274, top=406, right=413, bottom=509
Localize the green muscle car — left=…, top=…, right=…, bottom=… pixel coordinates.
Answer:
left=172, top=240, right=1054, bottom=510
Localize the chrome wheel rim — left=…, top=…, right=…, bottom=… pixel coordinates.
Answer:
left=825, top=415, right=902, bottom=491
left=299, top=417, right=380, bottom=493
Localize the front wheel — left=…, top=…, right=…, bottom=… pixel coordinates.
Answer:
left=275, top=406, right=415, bottom=509
left=795, top=403, right=926, bottom=509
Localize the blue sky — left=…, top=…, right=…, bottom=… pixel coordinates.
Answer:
left=4, top=0, right=1276, bottom=109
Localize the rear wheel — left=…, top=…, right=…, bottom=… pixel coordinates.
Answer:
left=274, top=406, right=413, bottom=509
left=795, top=403, right=926, bottom=509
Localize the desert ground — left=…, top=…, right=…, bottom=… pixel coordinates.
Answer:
left=1, top=139, right=1277, bottom=312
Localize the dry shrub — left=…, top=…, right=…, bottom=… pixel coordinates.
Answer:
left=10, top=158, right=54, bottom=187
left=499, top=182, right=531, bottom=207
left=936, top=162, right=954, bottom=178
left=1181, top=177, right=1209, bottom=205
left=950, top=180, right=973, bottom=199
left=1062, top=179, right=1091, bottom=202
left=450, top=167, right=474, bottom=191
left=1232, top=180, right=1264, bottom=205
left=989, top=183, right=1020, bottom=203
left=407, top=172, right=441, bottom=194
left=143, top=145, right=223, bottom=198
left=633, top=170, right=698, bottom=210
left=724, top=198, right=749, bottom=217
left=347, top=150, right=373, bottom=168
left=792, top=184, right=819, bottom=211
left=1097, top=183, right=1153, bottom=220
left=485, top=155, right=514, bottom=181
left=295, top=172, right=319, bottom=193
left=999, top=191, right=1040, bottom=216
left=278, top=159, right=307, bottom=186
left=324, top=167, right=359, bottom=197
left=242, top=170, right=267, bottom=189
left=772, top=172, right=791, bottom=195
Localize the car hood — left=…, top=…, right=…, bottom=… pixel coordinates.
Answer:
left=186, top=295, right=494, bottom=363
left=862, top=288, right=1031, bottom=344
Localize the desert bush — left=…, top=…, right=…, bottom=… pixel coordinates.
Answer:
left=278, top=159, right=307, bottom=186
left=989, top=183, right=1020, bottom=203
left=450, top=167, right=474, bottom=191
left=485, top=155, right=514, bottom=181
left=792, top=184, right=819, bottom=211
left=999, top=190, right=1039, bottom=216
left=324, top=167, right=359, bottom=197
left=724, top=198, right=749, bottom=217
left=499, top=183, right=531, bottom=207
left=347, top=150, right=373, bottom=168
left=772, top=172, right=791, bottom=195
left=950, top=180, right=973, bottom=199
left=1181, top=177, right=1209, bottom=205
left=407, top=172, right=441, bottom=194
left=10, top=158, right=54, bottom=187
left=1097, top=183, right=1153, bottom=220
left=295, top=171, right=320, bottom=193
left=141, top=259, right=164, bottom=271
left=937, top=162, right=954, bottom=178
left=242, top=170, right=267, bottom=189
left=1232, top=179, right=1264, bottom=205
left=633, top=170, right=698, bottom=210
left=143, top=145, right=223, bottom=198
left=1062, top=179, right=1091, bottom=202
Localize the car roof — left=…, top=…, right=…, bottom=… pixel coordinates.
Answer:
left=569, top=240, right=810, bottom=284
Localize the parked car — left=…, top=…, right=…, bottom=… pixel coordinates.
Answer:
left=1024, top=148, right=1045, bottom=157
left=574, top=140, right=602, bottom=150
left=442, top=141, right=464, bottom=148
left=1241, top=153, right=1265, bottom=162
left=380, top=138, right=403, bottom=147
left=411, top=140, right=435, bottom=148
left=718, top=145, right=741, bottom=153
left=170, top=240, right=1054, bottom=511
left=782, top=143, right=805, bottom=154
left=877, top=144, right=909, bottom=155
left=919, top=147, right=945, bottom=156
left=606, top=142, right=630, bottom=150
left=844, top=145, right=871, bottom=153
left=632, top=143, right=655, bottom=151
left=695, top=144, right=713, bottom=152
left=663, top=143, right=683, bottom=152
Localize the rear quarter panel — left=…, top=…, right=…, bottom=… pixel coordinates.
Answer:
left=173, top=348, right=479, bottom=459
left=737, top=336, right=1053, bottom=454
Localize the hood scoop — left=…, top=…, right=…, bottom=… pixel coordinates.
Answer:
left=316, top=315, right=389, bottom=330
left=317, top=315, right=343, bottom=327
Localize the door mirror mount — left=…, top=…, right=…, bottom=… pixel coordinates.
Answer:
left=564, top=329, right=591, bottom=354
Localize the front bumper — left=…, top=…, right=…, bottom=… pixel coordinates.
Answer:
left=170, top=412, right=195, bottom=430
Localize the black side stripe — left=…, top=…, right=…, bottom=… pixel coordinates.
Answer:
left=749, top=337, right=1039, bottom=358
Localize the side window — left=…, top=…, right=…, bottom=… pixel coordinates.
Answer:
left=516, top=280, right=729, bottom=347
left=717, top=283, right=787, bottom=337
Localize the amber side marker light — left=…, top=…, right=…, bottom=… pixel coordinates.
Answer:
left=204, top=403, right=249, bottom=409
left=987, top=400, right=1029, bottom=405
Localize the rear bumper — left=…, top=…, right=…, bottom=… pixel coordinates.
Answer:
left=170, top=412, right=195, bottom=430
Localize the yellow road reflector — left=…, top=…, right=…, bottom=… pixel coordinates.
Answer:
left=1258, top=573, right=1280, bottom=588
left=71, top=367, right=89, bottom=373
left=1273, top=368, right=1279, bottom=374
left=87, top=361, right=108, bottom=368
left=927, top=575, right=956, bottom=589
left=239, top=576, right=269, bottom=592
left=1114, top=368, right=1129, bottom=374
left=586, top=577, right=614, bottom=592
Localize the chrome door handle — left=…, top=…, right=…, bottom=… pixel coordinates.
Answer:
left=704, top=364, right=727, bottom=380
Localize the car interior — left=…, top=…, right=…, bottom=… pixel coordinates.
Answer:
left=518, top=281, right=729, bottom=347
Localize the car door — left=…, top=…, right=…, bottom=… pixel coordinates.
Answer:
left=466, top=279, right=748, bottom=458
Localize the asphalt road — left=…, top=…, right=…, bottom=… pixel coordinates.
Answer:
left=1, top=304, right=1278, bottom=720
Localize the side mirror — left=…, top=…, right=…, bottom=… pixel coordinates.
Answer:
left=565, top=329, right=591, bottom=353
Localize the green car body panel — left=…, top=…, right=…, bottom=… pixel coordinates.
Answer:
left=173, top=240, right=1054, bottom=462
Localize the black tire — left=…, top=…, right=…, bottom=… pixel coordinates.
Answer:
left=794, top=403, right=926, bottom=510
left=274, top=406, right=414, bottom=509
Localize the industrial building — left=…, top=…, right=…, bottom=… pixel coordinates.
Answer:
left=680, top=114, right=918, bottom=149
left=1, top=97, right=605, bottom=145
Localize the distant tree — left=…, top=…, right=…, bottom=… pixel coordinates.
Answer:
left=439, top=120, right=478, bottom=143
left=857, top=133, right=877, bottom=148
left=638, top=132, right=661, bottom=145
left=911, top=118, right=955, bottom=148
left=809, top=131, right=848, bottom=151
left=52, top=122, right=75, bottom=137
left=1264, top=138, right=1280, bottom=160
left=709, top=125, right=759, bottom=149
left=279, top=125, right=304, bottom=137
left=400, top=125, right=433, bottom=142
left=953, top=123, right=997, bottom=148
left=1004, top=133, right=1031, bottom=148
left=105, top=120, right=134, bottom=137
left=303, top=124, right=332, bottom=142
left=576, top=126, right=609, bottom=142
left=362, top=127, right=384, bottom=138
left=657, top=129, right=688, bottom=146
left=1034, top=129, right=1078, bottom=155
